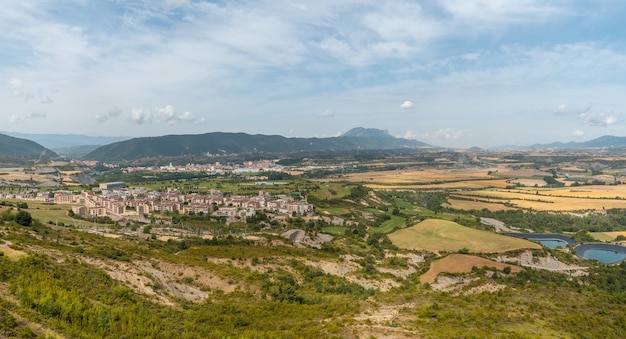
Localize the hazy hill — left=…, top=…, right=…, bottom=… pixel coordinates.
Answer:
left=1, top=131, right=129, bottom=149
left=494, top=135, right=626, bottom=150
left=533, top=135, right=626, bottom=149
left=85, top=128, right=430, bottom=162
left=341, top=127, right=394, bottom=138
left=53, top=145, right=101, bottom=159
left=0, top=133, right=58, bottom=159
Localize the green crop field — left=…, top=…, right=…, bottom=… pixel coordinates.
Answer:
left=388, top=219, right=541, bottom=253
left=320, top=226, right=346, bottom=236
left=370, top=215, right=405, bottom=234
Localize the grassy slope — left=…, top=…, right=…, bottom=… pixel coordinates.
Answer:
left=388, top=219, right=541, bottom=253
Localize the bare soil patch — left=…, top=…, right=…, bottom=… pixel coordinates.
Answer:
left=496, top=251, right=588, bottom=276
left=420, top=254, right=521, bottom=284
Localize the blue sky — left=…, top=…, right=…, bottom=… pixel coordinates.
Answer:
left=2, top=0, right=626, bottom=148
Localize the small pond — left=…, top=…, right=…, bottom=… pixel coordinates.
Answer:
left=505, top=233, right=575, bottom=248
left=575, top=243, right=626, bottom=264
left=529, top=238, right=570, bottom=249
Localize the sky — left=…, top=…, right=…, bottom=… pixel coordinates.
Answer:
left=2, top=0, right=626, bottom=148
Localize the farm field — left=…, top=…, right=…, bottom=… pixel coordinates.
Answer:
left=444, top=198, right=517, bottom=211
left=370, top=215, right=405, bottom=234
left=509, top=178, right=546, bottom=187
left=592, top=231, right=626, bottom=242
left=366, top=179, right=512, bottom=190
left=387, top=219, right=541, bottom=253
left=420, top=254, right=522, bottom=284
left=590, top=233, right=616, bottom=242
left=340, top=168, right=494, bottom=184
left=0, top=168, right=51, bottom=183
left=452, top=188, right=626, bottom=211
left=538, top=185, right=626, bottom=199
left=6, top=201, right=114, bottom=227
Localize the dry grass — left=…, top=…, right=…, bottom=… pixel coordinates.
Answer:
left=420, top=254, right=522, bottom=284
left=0, top=243, right=28, bottom=259
left=388, top=219, right=540, bottom=253
left=23, top=203, right=81, bottom=225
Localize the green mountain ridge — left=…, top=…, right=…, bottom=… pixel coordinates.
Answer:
left=84, top=128, right=431, bottom=162
left=0, top=133, right=58, bottom=159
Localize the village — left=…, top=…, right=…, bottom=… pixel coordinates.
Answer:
left=2, top=181, right=314, bottom=223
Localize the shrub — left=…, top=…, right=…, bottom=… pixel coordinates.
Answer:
left=16, top=211, right=32, bottom=226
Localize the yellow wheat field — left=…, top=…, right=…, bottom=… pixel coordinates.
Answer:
left=453, top=188, right=626, bottom=211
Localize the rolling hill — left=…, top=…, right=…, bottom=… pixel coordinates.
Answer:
left=1, top=131, right=129, bottom=149
left=526, top=135, right=626, bottom=149
left=84, top=128, right=431, bottom=162
left=0, top=133, right=58, bottom=159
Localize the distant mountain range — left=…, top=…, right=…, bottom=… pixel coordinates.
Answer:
left=489, top=135, right=626, bottom=151
left=528, top=135, right=626, bottom=149
left=0, top=133, right=57, bottom=159
left=84, top=127, right=431, bottom=162
left=6, top=128, right=626, bottom=163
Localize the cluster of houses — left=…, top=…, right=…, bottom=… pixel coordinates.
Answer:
left=50, top=184, right=313, bottom=220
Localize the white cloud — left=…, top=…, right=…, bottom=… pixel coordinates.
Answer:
left=420, top=128, right=469, bottom=140
left=9, top=112, right=46, bottom=123
left=154, top=105, right=176, bottom=122
left=554, top=104, right=591, bottom=116
left=403, top=130, right=418, bottom=139
left=439, top=0, right=563, bottom=25
left=129, top=106, right=203, bottom=125
left=178, top=111, right=205, bottom=124
left=554, top=104, right=569, bottom=115
left=319, top=109, right=335, bottom=118
left=8, top=78, right=54, bottom=103
left=400, top=100, right=414, bottom=111
left=9, top=78, right=23, bottom=97
left=580, top=112, right=618, bottom=126
left=95, top=107, right=122, bottom=122
left=130, top=108, right=150, bottom=125
left=572, top=129, right=585, bottom=137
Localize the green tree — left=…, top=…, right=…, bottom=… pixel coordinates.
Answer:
left=15, top=210, right=32, bottom=226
